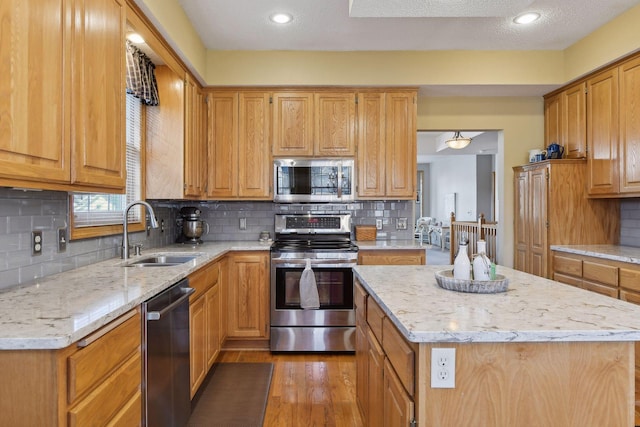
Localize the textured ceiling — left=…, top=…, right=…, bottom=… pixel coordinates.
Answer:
left=177, top=0, right=640, bottom=51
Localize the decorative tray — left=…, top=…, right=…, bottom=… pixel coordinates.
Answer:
left=435, top=269, right=509, bottom=294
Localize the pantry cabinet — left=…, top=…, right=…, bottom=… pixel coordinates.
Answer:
left=207, top=91, right=271, bottom=199
left=357, top=91, right=417, bottom=199
left=0, top=0, right=126, bottom=192
left=513, top=160, right=618, bottom=278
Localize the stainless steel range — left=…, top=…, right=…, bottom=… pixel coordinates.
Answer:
left=270, top=213, right=358, bottom=352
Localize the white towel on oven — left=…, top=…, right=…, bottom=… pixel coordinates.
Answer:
left=300, top=258, right=320, bottom=309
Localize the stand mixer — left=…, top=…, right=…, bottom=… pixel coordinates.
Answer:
left=176, top=207, right=209, bottom=244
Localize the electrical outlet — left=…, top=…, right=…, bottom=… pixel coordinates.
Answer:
left=396, top=218, right=408, bottom=230
left=431, top=348, right=456, bottom=388
left=376, top=219, right=383, bottom=230
left=57, top=227, right=67, bottom=253
left=32, top=230, right=43, bottom=256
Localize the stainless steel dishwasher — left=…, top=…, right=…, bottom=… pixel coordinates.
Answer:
left=142, top=278, right=194, bottom=427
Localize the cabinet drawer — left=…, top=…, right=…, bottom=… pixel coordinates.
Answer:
left=190, top=261, right=221, bottom=301
left=583, top=261, right=618, bottom=287
left=68, top=311, right=140, bottom=402
left=106, top=390, right=142, bottom=427
left=620, top=267, right=640, bottom=293
left=582, top=280, right=618, bottom=298
left=68, top=352, right=141, bottom=427
left=621, top=289, right=640, bottom=305
left=382, top=317, right=414, bottom=397
left=367, top=297, right=385, bottom=344
left=553, top=255, right=582, bottom=277
left=553, top=272, right=582, bottom=288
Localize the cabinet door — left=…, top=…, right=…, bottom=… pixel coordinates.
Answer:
left=368, top=330, right=385, bottom=427
left=272, top=92, right=314, bottom=156
left=513, top=169, right=529, bottom=272
left=205, top=283, right=221, bottom=370
left=383, top=359, right=414, bottom=427
left=184, top=77, right=206, bottom=198
left=385, top=92, right=416, bottom=199
left=72, top=0, right=126, bottom=190
left=207, top=92, right=238, bottom=198
left=0, top=0, right=71, bottom=185
left=544, top=93, right=562, bottom=147
left=357, top=92, right=386, bottom=198
left=189, top=295, right=206, bottom=397
left=529, top=166, right=548, bottom=277
left=315, top=92, right=356, bottom=156
left=238, top=92, right=271, bottom=198
left=619, top=56, right=640, bottom=194
left=355, top=317, right=369, bottom=423
left=587, top=67, right=619, bottom=195
left=227, top=253, right=269, bottom=339
left=563, top=82, right=587, bottom=159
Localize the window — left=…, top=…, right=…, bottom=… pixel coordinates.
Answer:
left=70, top=93, right=146, bottom=239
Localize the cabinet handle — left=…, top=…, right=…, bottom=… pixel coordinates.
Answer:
left=77, top=310, right=137, bottom=348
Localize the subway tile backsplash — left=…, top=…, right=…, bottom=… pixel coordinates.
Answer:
left=2, top=185, right=640, bottom=291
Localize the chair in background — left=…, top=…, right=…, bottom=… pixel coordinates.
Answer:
left=414, top=217, right=433, bottom=244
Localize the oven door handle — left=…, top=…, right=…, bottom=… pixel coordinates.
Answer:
left=271, top=258, right=356, bottom=268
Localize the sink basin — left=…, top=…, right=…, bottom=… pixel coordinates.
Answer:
left=126, top=255, right=199, bottom=267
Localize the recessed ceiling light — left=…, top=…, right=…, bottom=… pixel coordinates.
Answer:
left=270, top=13, right=293, bottom=24
left=126, top=33, right=145, bottom=44
left=513, top=12, right=540, bottom=25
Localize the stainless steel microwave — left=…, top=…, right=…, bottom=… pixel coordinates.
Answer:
left=273, top=159, right=355, bottom=203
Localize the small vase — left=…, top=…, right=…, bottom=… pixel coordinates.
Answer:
left=453, top=241, right=471, bottom=280
left=473, top=240, right=491, bottom=281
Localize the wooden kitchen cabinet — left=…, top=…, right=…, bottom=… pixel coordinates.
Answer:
left=184, top=75, right=208, bottom=198
left=619, top=56, right=640, bottom=194
left=188, top=260, right=221, bottom=397
left=207, top=91, right=271, bottom=199
left=543, top=82, right=586, bottom=159
left=0, top=309, right=142, bottom=426
left=314, top=92, right=357, bottom=156
left=357, top=249, right=426, bottom=265
left=272, top=92, right=315, bottom=156
left=357, top=91, right=417, bottom=200
left=225, top=252, right=270, bottom=341
left=513, top=160, right=618, bottom=278
left=0, top=0, right=126, bottom=192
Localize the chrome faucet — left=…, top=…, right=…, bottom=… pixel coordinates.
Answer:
left=122, top=200, right=159, bottom=259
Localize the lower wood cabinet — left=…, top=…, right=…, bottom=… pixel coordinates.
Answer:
left=225, top=252, right=270, bottom=343
left=188, top=260, right=221, bottom=397
left=355, top=280, right=416, bottom=426
left=0, top=309, right=142, bottom=426
left=357, top=249, right=426, bottom=265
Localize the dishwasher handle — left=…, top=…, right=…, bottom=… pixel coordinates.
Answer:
left=147, top=287, right=195, bottom=321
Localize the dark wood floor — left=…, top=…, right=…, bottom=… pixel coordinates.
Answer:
left=217, top=350, right=364, bottom=427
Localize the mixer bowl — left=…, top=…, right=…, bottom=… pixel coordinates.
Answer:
left=183, top=220, right=209, bottom=239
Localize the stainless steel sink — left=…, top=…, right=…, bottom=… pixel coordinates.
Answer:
left=125, top=255, right=199, bottom=267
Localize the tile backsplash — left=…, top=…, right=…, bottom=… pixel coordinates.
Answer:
left=620, top=199, right=640, bottom=247
left=0, top=190, right=414, bottom=290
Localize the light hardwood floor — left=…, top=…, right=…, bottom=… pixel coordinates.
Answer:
left=217, top=350, right=364, bottom=426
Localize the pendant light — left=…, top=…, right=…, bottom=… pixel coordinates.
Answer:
left=446, top=131, right=472, bottom=149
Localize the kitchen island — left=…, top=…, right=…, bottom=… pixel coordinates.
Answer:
left=353, top=264, right=640, bottom=426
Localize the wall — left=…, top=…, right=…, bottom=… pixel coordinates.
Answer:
left=476, top=155, right=495, bottom=221
left=428, top=156, right=477, bottom=222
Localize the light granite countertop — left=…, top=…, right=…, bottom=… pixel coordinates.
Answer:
left=551, top=244, right=640, bottom=265
left=354, top=264, right=640, bottom=344
left=0, top=241, right=271, bottom=350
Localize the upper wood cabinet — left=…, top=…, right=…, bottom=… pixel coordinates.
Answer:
left=586, top=67, right=619, bottom=196
left=619, top=56, right=640, bottom=194
left=207, top=91, right=271, bottom=199
left=71, top=0, right=127, bottom=190
left=357, top=91, right=417, bottom=199
left=543, top=82, right=586, bottom=159
left=184, top=75, right=207, bottom=198
left=272, top=91, right=357, bottom=157
left=0, top=0, right=126, bottom=192
left=513, top=160, right=619, bottom=278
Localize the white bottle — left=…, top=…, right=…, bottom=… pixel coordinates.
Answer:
left=473, top=240, right=491, bottom=281
left=453, top=240, right=471, bottom=280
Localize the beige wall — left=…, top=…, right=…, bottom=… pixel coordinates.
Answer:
left=418, top=96, right=544, bottom=267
